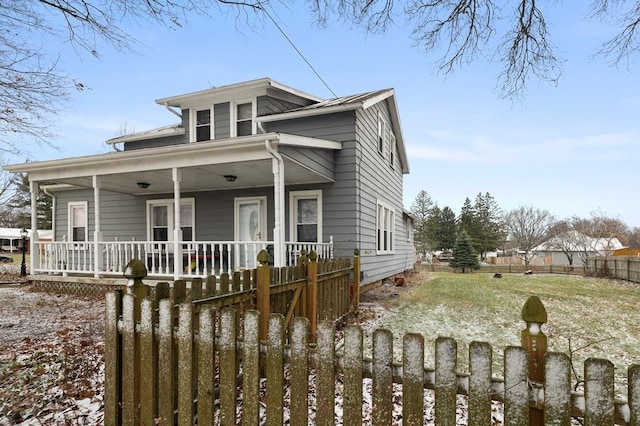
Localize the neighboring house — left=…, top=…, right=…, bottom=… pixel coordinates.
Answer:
left=0, top=229, right=52, bottom=253
left=533, top=233, right=624, bottom=266
left=5, top=77, right=414, bottom=285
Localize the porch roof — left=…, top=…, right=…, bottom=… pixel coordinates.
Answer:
left=5, top=132, right=341, bottom=195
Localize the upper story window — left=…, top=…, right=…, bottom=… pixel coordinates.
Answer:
left=195, top=109, right=211, bottom=142
left=236, top=102, right=253, bottom=137
left=68, top=201, right=88, bottom=242
left=389, top=132, right=396, bottom=168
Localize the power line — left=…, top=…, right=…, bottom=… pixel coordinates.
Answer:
left=258, top=5, right=340, bottom=99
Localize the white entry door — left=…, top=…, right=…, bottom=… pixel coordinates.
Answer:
left=234, top=197, right=267, bottom=268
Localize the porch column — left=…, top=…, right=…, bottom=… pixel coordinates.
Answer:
left=172, top=168, right=182, bottom=280
left=29, top=180, right=39, bottom=275
left=93, top=176, right=103, bottom=278
left=271, top=156, right=285, bottom=267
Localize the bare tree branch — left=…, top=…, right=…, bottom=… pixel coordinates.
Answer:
left=498, top=0, right=562, bottom=99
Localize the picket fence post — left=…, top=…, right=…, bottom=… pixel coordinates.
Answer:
left=521, top=295, right=548, bottom=425
left=256, top=249, right=271, bottom=340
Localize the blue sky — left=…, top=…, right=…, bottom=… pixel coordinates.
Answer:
left=9, top=2, right=639, bottom=227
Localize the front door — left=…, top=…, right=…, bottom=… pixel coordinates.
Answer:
left=234, top=197, right=267, bottom=268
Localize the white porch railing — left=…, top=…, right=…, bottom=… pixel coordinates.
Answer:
left=35, top=238, right=333, bottom=278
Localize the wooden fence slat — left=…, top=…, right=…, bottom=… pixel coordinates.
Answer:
left=177, top=303, right=194, bottom=426
left=219, top=308, right=238, bottom=426
left=343, top=325, right=363, bottom=426
left=372, top=328, right=393, bottom=426
left=139, top=298, right=156, bottom=425
left=468, top=341, right=492, bottom=426
left=504, top=346, right=529, bottom=426
left=242, top=310, right=261, bottom=425
left=104, top=291, right=120, bottom=426
left=121, top=294, right=136, bottom=425
left=157, top=299, right=174, bottom=425
left=403, top=333, right=425, bottom=426
left=266, top=314, right=285, bottom=426
left=290, top=317, right=310, bottom=426
left=585, top=358, right=615, bottom=425
left=544, top=352, right=571, bottom=426
left=316, top=321, right=336, bottom=426
left=435, top=336, right=457, bottom=426
left=197, top=306, right=215, bottom=426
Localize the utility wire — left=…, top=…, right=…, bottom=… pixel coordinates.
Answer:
left=258, top=5, right=340, bottom=100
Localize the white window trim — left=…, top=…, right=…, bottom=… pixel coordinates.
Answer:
left=68, top=201, right=88, bottom=242
left=289, top=190, right=323, bottom=242
left=231, top=99, right=257, bottom=137
left=376, top=199, right=395, bottom=255
left=377, top=111, right=384, bottom=154
left=389, top=131, right=396, bottom=168
left=146, top=198, right=196, bottom=242
left=190, top=107, right=213, bottom=142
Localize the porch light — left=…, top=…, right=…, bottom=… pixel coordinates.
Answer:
left=224, top=175, right=237, bottom=182
left=137, top=182, right=150, bottom=189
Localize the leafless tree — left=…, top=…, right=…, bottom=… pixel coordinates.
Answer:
left=310, top=1, right=640, bottom=98
left=0, top=0, right=265, bottom=154
left=569, top=210, right=628, bottom=263
left=504, top=204, right=556, bottom=266
left=4, top=0, right=640, bottom=153
left=542, top=220, right=577, bottom=265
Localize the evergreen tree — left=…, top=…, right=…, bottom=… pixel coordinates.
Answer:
left=472, top=192, right=505, bottom=259
left=410, top=190, right=435, bottom=255
left=450, top=231, right=480, bottom=273
left=435, top=206, right=457, bottom=250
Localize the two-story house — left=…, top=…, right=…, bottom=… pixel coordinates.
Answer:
left=5, top=77, right=414, bottom=285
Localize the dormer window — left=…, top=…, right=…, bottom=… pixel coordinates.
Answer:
left=195, top=109, right=211, bottom=141
left=236, top=102, right=253, bottom=136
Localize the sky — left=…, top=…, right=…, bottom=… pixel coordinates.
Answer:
left=7, top=2, right=639, bottom=227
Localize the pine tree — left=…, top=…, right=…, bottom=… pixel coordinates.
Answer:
left=450, top=231, right=480, bottom=273
left=8, top=173, right=52, bottom=229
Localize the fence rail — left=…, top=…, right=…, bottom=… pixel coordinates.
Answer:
left=426, top=263, right=586, bottom=275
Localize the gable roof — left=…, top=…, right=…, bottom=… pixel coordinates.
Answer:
left=155, top=77, right=322, bottom=108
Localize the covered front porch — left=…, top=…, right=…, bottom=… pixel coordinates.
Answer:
left=34, top=238, right=333, bottom=278
left=7, top=132, right=342, bottom=280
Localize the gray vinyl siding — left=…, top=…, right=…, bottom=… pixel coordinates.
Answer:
left=280, top=147, right=335, bottom=181
left=354, top=101, right=409, bottom=285
left=53, top=188, right=276, bottom=243
left=214, top=103, right=230, bottom=140
left=264, top=112, right=360, bottom=261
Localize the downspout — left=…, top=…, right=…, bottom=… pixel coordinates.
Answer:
left=163, top=103, right=182, bottom=119
left=264, top=135, right=285, bottom=268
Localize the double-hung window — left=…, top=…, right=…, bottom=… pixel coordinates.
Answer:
left=235, top=102, right=254, bottom=136
left=376, top=200, right=395, bottom=254
left=195, top=109, right=211, bottom=142
left=147, top=199, right=195, bottom=250
left=290, top=190, right=322, bottom=242
left=68, top=202, right=88, bottom=242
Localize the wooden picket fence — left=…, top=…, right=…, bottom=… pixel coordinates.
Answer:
left=105, top=260, right=640, bottom=425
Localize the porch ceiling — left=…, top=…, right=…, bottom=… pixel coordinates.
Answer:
left=50, top=157, right=331, bottom=195
left=5, top=133, right=340, bottom=195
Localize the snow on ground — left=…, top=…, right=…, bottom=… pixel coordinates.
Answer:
left=0, top=275, right=505, bottom=425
